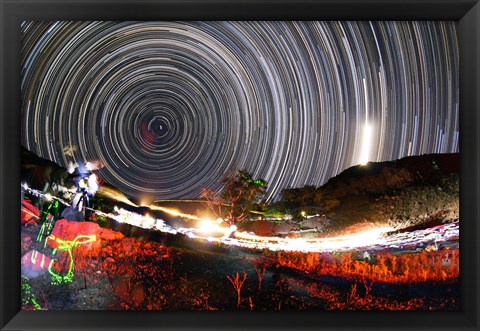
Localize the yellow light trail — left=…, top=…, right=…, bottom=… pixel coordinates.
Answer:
left=22, top=185, right=458, bottom=254
left=97, top=186, right=138, bottom=207
left=143, top=204, right=202, bottom=221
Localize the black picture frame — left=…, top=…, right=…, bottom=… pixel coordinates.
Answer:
left=1, top=0, right=479, bottom=330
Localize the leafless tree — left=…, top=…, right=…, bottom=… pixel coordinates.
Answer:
left=254, top=259, right=267, bottom=290
left=227, top=271, right=247, bottom=307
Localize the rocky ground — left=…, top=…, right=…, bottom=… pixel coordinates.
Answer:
left=20, top=151, right=460, bottom=310
left=21, top=218, right=459, bottom=311
left=236, top=154, right=459, bottom=237
left=322, top=154, right=459, bottom=233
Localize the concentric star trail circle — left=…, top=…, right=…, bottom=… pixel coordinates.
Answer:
left=21, top=21, right=459, bottom=201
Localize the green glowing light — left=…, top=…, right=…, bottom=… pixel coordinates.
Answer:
left=41, top=200, right=59, bottom=221
left=254, top=179, right=266, bottom=187
left=21, top=275, right=42, bottom=310
left=37, top=214, right=55, bottom=244
left=37, top=220, right=52, bottom=242
left=31, top=298, right=42, bottom=310
left=47, top=234, right=96, bottom=285
left=36, top=222, right=46, bottom=242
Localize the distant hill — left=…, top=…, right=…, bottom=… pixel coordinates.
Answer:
left=322, top=153, right=459, bottom=198
left=279, top=153, right=459, bottom=236
left=240, top=153, right=459, bottom=237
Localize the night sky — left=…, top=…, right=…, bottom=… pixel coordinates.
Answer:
left=21, top=21, right=459, bottom=202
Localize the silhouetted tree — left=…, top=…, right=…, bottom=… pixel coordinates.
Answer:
left=201, top=170, right=267, bottom=226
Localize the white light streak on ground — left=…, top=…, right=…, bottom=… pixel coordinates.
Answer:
left=23, top=185, right=459, bottom=254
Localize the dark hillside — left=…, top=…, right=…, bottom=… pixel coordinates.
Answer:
left=301, top=153, right=459, bottom=234
left=323, top=153, right=459, bottom=198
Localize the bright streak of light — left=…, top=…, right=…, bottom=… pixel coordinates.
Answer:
left=285, top=237, right=309, bottom=251
left=198, top=219, right=227, bottom=234
left=233, top=226, right=395, bottom=252
left=97, top=186, right=138, bottom=207
left=359, top=123, right=373, bottom=165
left=146, top=204, right=202, bottom=221
left=23, top=186, right=72, bottom=208
left=22, top=184, right=459, bottom=254
left=233, top=231, right=280, bottom=243
left=86, top=174, right=99, bottom=196
left=21, top=207, right=41, bottom=220
left=103, top=207, right=178, bottom=234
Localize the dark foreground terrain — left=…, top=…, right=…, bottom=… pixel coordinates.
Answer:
left=20, top=150, right=460, bottom=310
left=21, top=218, right=459, bottom=311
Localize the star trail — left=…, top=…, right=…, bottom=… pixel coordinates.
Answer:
left=21, top=21, right=459, bottom=202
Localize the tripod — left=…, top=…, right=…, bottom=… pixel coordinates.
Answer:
left=74, top=189, right=89, bottom=219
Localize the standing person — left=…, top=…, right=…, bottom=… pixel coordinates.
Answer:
left=62, top=162, right=100, bottom=221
